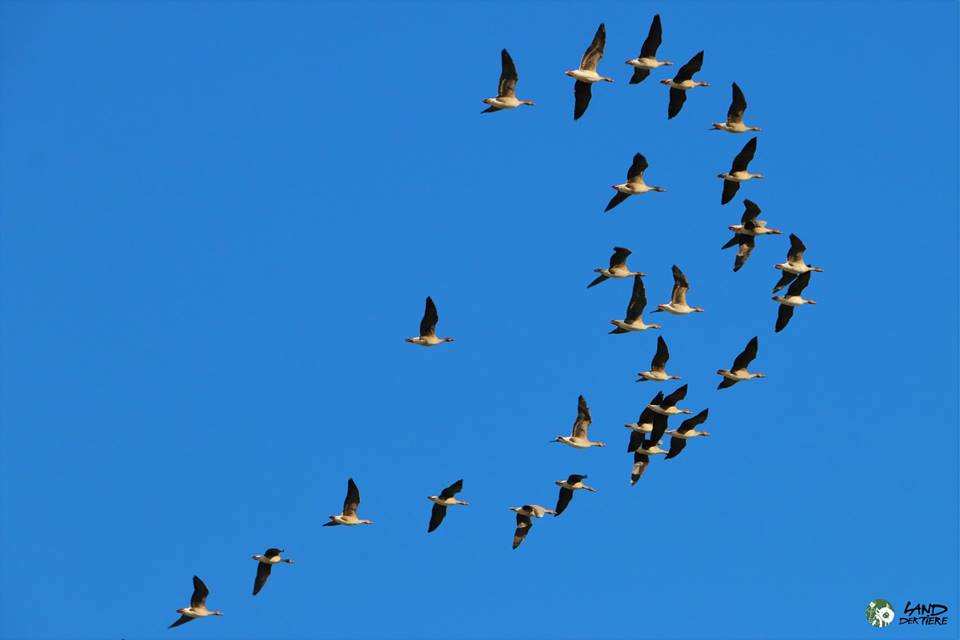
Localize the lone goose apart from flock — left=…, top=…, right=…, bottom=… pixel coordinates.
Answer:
left=406, top=296, right=454, bottom=346
left=554, top=474, right=597, bottom=515
left=773, top=233, right=824, bottom=292
left=552, top=395, right=605, bottom=448
left=427, top=479, right=468, bottom=533
left=662, top=50, right=707, bottom=119
left=323, top=478, right=374, bottom=526
left=665, top=409, right=710, bottom=460
left=510, top=504, right=556, bottom=549
left=610, top=275, right=662, bottom=333
left=588, top=246, right=643, bottom=288
left=722, top=199, right=781, bottom=272
left=251, top=548, right=294, bottom=596
left=566, top=23, right=613, bottom=120
left=717, top=336, right=765, bottom=389
left=626, top=14, right=672, bottom=84
left=169, top=576, right=222, bottom=628
left=654, top=265, right=704, bottom=315
left=773, top=271, right=816, bottom=333
left=637, top=335, right=681, bottom=382
left=648, top=383, right=692, bottom=416
left=719, top=136, right=763, bottom=204
left=712, top=82, right=761, bottom=133
left=604, top=152, right=666, bottom=212
left=482, top=49, right=535, bottom=113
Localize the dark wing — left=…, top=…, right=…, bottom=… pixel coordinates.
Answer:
left=630, top=452, right=649, bottom=485
left=169, top=615, right=194, bottom=629
left=678, top=408, right=709, bottom=432
left=742, top=199, right=761, bottom=226
left=343, top=477, right=361, bottom=517
left=439, top=479, right=463, bottom=499
left=264, top=548, right=282, bottom=558
left=720, top=234, right=740, bottom=250
left=419, top=297, right=438, bottom=338
left=667, top=87, right=686, bottom=119
left=717, top=377, right=739, bottom=389
left=427, top=503, right=447, bottom=533
left=567, top=473, right=587, bottom=483
left=627, top=429, right=645, bottom=453
left=481, top=105, right=502, bottom=114
left=650, top=335, right=669, bottom=371
left=733, top=235, right=755, bottom=271
left=721, top=179, right=740, bottom=205
left=573, top=81, right=592, bottom=120
left=572, top=394, right=591, bottom=438
left=554, top=487, right=574, bottom=516
left=665, top=437, right=686, bottom=460
left=629, top=68, right=651, bottom=84
left=190, top=575, right=208, bottom=609
left=772, top=271, right=798, bottom=293
left=512, top=514, right=532, bottom=549
left=579, top=23, right=606, bottom=71
left=626, top=153, right=648, bottom=182
left=639, top=14, right=663, bottom=58
left=775, top=304, right=795, bottom=333
left=732, top=336, right=759, bottom=371
left=787, top=233, right=806, bottom=262
left=673, top=50, right=703, bottom=82
left=587, top=273, right=609, bottom=288
left=730, top=136, right=758, bottom=173
left=624, top=275, right=647, bottom=323
left=610, top=246, right=632, bottom=269
left=253, top=562, right=272, bottom=596
left=786, top=270, right=811, bottom=296
left=498, top=49, right=518, bottom=98
left=604, top=190, right=629, bottom=212
left=649, top=413, right=668, bottom=445
left=727, top=82, right=746, bottom=124
left=661, top=383, right=687, bottom=408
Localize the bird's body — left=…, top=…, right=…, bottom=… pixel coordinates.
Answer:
left=722, top=200, right=780, bottom=272
left=661, top=50, right=708, bottom=119
left=553, top=474, right=597, bottom=515
left=773, top=234, right=824, bottom=291
left=773, top=271, right=816, bottom=332
left=637, top=336, right=680, bottom=382
left=323, top=478, right=374, bottom=526
left=719, top=137, right=763, bottom=204
left=611, top=275, right=662, bottom=333
left=717, top=337, right=765, bottom=389
left=566, top=24, right=613, bottom=120
left=169, top=576, right=222, bottom=628
left=626, top=15, right=672, bottom=84
left=406, top=296, right=454, bottom=346
left=553, top=395, right=605, bottom=449
left=605, top=153, right=665, bottom=212
left=654, top=265, right=703, bottom=315
left=625, top=395, right=661, bottom=436
left=588, top=247, right=643, bottom=288
left=712, top=82, right=761, bottom=132
left=251, top=548, right=294, bottom=596
left=427, top=479, right=468, bottom=532
left=482, top=49, right=534, bottom=113
left=647, top=384, right=692, bottom=416
left=665, top=409, right=710, bottom=460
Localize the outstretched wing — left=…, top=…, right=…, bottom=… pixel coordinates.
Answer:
left=670, top=265, right=689, bottom=306
left=667, top=87, right=686, bottom=119
left=786, top=270, right=811, bottom=296
left=639, top=14, right=663, bottom=59
left=650, top=335, right=670, bottom=371
left=571, top=394, right=591, bottom=438
left=439, top=479, right=463, bottom=499
left=428, top=503, right=447, bottom=533
left=772, top=271, right=798, bottom=293
left=679, top=409, right=709, bottom=433
left=629, top=67, right=651, bottom=84
left=419, top=297, right=438, bottom=338
left=579, top=23, right=606, bottom=71
left=190, top=575, right=208, bottom=609
left=253, top=562, right=272, bottom=596
left=727, top=82, right=747, bottom=124
left=169, top=615, right=194, bottom=628
left=626, top=153, right=648, bottom=183
left=665, top=437, right=686, bottom=460
left=604, top=190, right=628, bottom=212
left=721, top=179, right=740, bottom=205
left=610, top=246, right=632, bottom=269
left=742, top=199, right=761, bottom=226
left=554, top=487, right=574, bottom=516
left=775, top=304, right=795, bottom=333
left=672, top=50, right=703, bottom=82
left=343, top=477, right=361, bottom=517
left=732, top=337, right=759, bottom=372
left=631, top=452, right=649, bottom=485
left=498, top=49, right=518, bottom=98
left=574, top=81, right=592, bottom=120
left=661, top=383, right=687, bottom=409
left=512, top=514, right=532, bottom=549
left=730, top=137, right=758, bottom=173
left=624, top=275, right=648, bottom=322
left=787, top=233, right=807, bottom=263
left=733, top=235, right=755, bottom=271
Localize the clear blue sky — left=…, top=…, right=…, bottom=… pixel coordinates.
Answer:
left=1, top=2, right=957, bottom=638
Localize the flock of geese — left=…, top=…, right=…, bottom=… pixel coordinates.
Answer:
left=166, top=14, right=824, bottom=629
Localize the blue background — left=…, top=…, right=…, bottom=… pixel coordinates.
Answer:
left=1, top=2, right=957, bottom=638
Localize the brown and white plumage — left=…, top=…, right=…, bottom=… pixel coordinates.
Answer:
left=661, top=50, right=708, bottom=119
left=717, top=336, right=765, bottom=389
left=566, top=24, right=613, bottom=120
left=773, top=271, right=816, bottom=332
left=605, top=152, right=666, bottom=212
left=719, top=136, right=763, bottom=204
left=323, top=477, right=374, bottom=526
left=482, top=49, right=535, bottom=113
left=626, top=14, right=673, bottom=84
left=169, top=575, right=222, bottom=628
left=722, top=199, right=780, bottom=271
left=653, top=265, right=703, bottom=315
left=610, top=275, right=662, bottom=333
left=712, top=82, right=761, bottom=132
left=587, top=246, right=643, bottom=288
left=406, top=296, right=454, bottom=346
left=648, top=383, right=692, bottom=416
left=427, top=479, right=468, bottom=533
left=637, top=335, right=681, bottom=381
left=665, top=409, right=710, bottom=460
left=552, top=395, right=605, bottom=448
left=509, top=504, right=556, bottom=548
left=251, top=548, right=294, bottom=596
left=553, top=473, right=597, bottom=516
left=773, top=233, right=823, bottom=292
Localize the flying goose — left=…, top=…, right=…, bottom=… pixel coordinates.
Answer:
left=552, top=395, right=605, bottom=448
left=251, top=548, right=294, bottom=596
left=721, top=200, right=781, bottom=272
left=719, top=136, right=763, bottom=204
left=625, top=392, right=663, bottom=437
left=169, top=576, right=222, bottom=628
left=661, top=50, right=708, bottom=119
left=427, top=479, right=468, bottom=533
left=717, top=336, right=765, bottom=389
left=653, top=265, right=704, bottom=315
left=554, top=474, right=597, bottom=516
left=712, top=82, right=761, bottom=133
left=627, top=412, right=667, bottom=454
left=509, top=504, right=556, bottom=549
left=648, top=383, right=692, bottom=416
left=406, top=296, right=454, bottom=346
left=637, top=335, right=680, bottom=382
left=610, top=275, right=662, bottom=333
left=630, top=449, right=650, bottom=485
left=323, top=477, right=374, bottom=526
left=605, top=153, right=666, bottom=212
left=626, top=14, right=672, bottom=84
left=482, top=49, right=535, bottom=113
left=772, top=233, right=824, bottom=292
left=773, top=271, right=816, bottom=332
left=665, top=409, right=710, bottom=460
left=588, top=246, right=644, bottom=288
left=565, top=23, right=613, bottom=120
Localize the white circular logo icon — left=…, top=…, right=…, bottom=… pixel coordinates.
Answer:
left=866, top=599, right=895, bottom=628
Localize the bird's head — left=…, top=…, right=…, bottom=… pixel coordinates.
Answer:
left=443, top=337, right=455, bottom=343
left=659, top=78, right=671, bottom=86
left=521, top=100, right=535, bottom=106
left=693, top=307, right=705, bottom=313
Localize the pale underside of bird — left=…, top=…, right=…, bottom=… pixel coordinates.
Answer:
left=662, top=50, right=707, bottom=119
left=722, top=199, right=781, bottom=272
left=665, top=408, right=711, bottom=460
left=251, top=548, right=294, bottom=596
left=773, top=233, right=823, bottom=292
left=626, top=14, right=672, bottom=84
left=605, top=152, right=666, bottom=212
left=553, top=394, right=605, bottom=448
left=169, top=575, right=222, bottom=628
left=712, top=82, right=761, bottom=132
left=323, top=478, right=374, bottom=526
left=566, top=23, right=613, bottom=120
left=510, top=504, right=556, bottom=549
left=610, top=274, right=661, bottom=333
left=637, top=335, right=680, bottom=381
left=406, top=296, right=454, bottom=346
left=588, top=246, right=643, bottom=288
left=427, top=479, right=468, bottom=533
left=625, top=393, right=662, bottom=437
left=717, top=336, right=765, bottom=389
left=482, top=48, right=534, bottom=113
left=773, top=270, right=816, bottom=332
left=648, top=383, right=692, bottom=416
left=554, top=473, right=597, bottom=515
left=653, top=265, right=703, bottom=315
left=719, top=136, right=764, bottom=204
